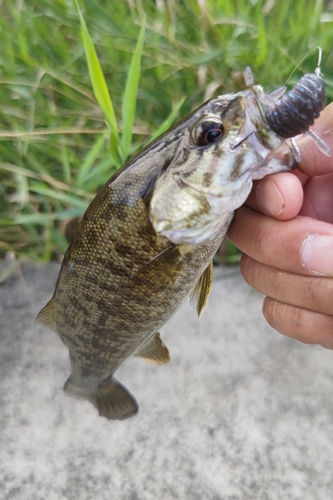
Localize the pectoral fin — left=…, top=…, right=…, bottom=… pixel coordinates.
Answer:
left=135, top=332, right=170, bottom=364
left=36, top=297, right=58, bottom=333
left=190, top=260, right=213, bottom=317
left=137, top=244, right=183, bottom=288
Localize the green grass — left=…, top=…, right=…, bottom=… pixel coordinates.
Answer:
left=1, top=0, right=333, bottom=265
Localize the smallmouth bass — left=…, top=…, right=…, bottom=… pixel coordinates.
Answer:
left=37, top=67, right=329, bottom=420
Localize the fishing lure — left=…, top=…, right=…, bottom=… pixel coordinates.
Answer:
left=244, top=48, right=331, bottom=162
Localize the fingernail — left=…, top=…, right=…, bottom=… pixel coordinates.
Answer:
left=256, top=179, right=284, bottom=217
left=301, top=234, right=333, bottom=275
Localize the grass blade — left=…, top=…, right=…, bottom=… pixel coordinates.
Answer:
left=28, top=183, right=89, bottom=210
left=73, top=0, right=122, bottom=165
left=149, top=97, right=186, bottom=143
left=60, top=143, right=71, bottom=185
left=14, top=208, right=84, bottom=225
left=121, top=19, right=146, bottom=159
left=75, top=133, right=105, bottom=187
left=15, top=173, right=29, bottom=208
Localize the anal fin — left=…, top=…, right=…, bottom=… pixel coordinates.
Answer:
left=190, top=260, right=213, bottom=318
left=64, top=376, right=138, bottom=421
left=134, top=332, right=170, bottom=364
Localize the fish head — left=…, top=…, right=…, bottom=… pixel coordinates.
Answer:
left=149, top=91, right=295, bottom=245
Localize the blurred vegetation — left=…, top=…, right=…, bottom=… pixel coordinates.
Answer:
left=1, top=0, right=333, bottom=269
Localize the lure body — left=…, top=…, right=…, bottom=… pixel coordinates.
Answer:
left=264, top=73, right=326, bottom=138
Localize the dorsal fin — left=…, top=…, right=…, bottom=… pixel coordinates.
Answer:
left=36, top=298, right=58, bottom=333
left=190, top=260, right=213, bottom=318
left=134, top=332, right=170, bottom=364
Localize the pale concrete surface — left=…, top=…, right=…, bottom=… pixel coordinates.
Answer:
left=0, top=262, right=332, bottom=500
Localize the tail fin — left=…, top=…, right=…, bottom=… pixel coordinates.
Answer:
left=64, top=377, right=138, bottom=421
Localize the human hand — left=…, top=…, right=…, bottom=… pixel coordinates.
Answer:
left=227, top=103, right=333, bottom=349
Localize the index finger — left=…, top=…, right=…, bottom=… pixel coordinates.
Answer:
left=227, top=205, right=333, bottom=277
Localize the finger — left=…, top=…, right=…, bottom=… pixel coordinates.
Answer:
left=246, top=103, right=333, bottom=218
left=227, top=205, right=333, bottom=276
left=263, top=298, right=333, bottom=350
left=240, top=255, right=333, bottom=316
left=300, top=172, right=333, bottom=223
left=246, top=172, right=303, bottom=220
left=297, top=102, right=333, bottom=177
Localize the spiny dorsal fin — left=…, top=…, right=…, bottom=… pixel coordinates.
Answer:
left=190, top=260, right=213, bottom=318
left=134, top=332, right=170, bottom=364
left=36, top=298, right=58, bottom=333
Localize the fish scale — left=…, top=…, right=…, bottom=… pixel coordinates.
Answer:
left=37, top=68, right=329, bottom=420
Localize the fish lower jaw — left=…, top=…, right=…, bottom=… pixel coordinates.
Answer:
left=151, top=216, right=207, bottom=243
left=155, top=211, right=233, bottom=245
left=151, top=219, right=173, bottom=234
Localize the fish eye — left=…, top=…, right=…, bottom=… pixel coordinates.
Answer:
left=193, top=119, right=225, bottom=147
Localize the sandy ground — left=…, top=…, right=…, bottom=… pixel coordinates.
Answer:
left=0, top=262, right=332, bottom=500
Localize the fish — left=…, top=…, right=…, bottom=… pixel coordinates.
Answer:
left=37, top=66, right=329, bottom=420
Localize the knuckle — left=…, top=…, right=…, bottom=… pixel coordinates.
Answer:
left=306, top=276, right=333, bottom=315
left=263, top=297, right=333, bottom=348
left=254, top=220, right=277, bottom=261
left=239, top=254, right=256, bottom=284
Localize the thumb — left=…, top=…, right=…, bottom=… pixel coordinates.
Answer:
left=297, top=102, right=333, bottom=177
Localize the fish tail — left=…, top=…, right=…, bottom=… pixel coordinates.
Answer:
left=63, top=376, right=139, bottom=421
